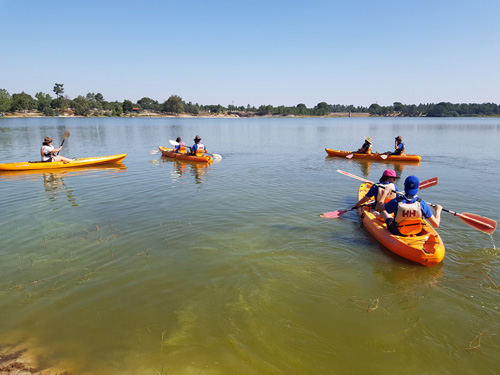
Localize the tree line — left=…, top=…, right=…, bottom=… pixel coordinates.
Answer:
left=0, top=84, right=499, bottom=117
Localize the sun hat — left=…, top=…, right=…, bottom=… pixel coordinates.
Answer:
left=194, top=135, right=201, bottom=141
left=364, top=136, right=373, bottom=144
left=43, top=137, right=53, bottom=144
left=382, top=169, right=398, bottom=178
left=395, top=135, right=402, bottom=141
left=404, top=175, right=420, bottom=196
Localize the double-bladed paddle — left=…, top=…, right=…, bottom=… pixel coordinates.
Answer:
left=321, top=171, right=438, bottom=218
left=335, top=169, right=438, bottom=190
left=429, top=206, right=497, bottom=235
left=334, top=170, right=497, bottom=234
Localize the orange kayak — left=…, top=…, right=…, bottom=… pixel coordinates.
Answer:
left=326, top=148, right=421, bottom=162
left=159, top=146, right=213, bottom=163
left=0, top=154, right=127, bottom=171
left=357, top=182, right=445, bottom=266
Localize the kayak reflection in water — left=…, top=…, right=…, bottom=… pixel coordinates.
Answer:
left=41, top=137, right=72, bottom=162
left=43, top=173, right=78, bottom=206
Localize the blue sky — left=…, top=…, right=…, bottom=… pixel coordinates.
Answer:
left=2, top=0, right=499, bottom=107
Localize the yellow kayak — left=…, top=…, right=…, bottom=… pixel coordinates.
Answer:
left=0, top=154, right=127, bottom=171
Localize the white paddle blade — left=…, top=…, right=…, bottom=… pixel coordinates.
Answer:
left=169, top=139, right=179, bottom=146
left=212, top=154, right=222, bottom=161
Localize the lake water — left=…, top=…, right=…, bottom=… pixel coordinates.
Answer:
left=0, top=117, right=499, bottom=375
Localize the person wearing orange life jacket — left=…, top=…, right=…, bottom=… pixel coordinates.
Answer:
left=351, top=169, right=399, bottom=211
left=174, top=137, right=187, bottom=153
left=376, top=175, right=442, bottom=236
left=355, top=136, right=373, bottom=154
left=190, top=135, right=207, bottom=156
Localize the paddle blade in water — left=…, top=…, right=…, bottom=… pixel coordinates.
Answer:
left=346, top=154, right=354, bottom=159
left=321, top=210, right=349, bottom=219
left=380, top=154, right=388, bottom=159
left=458, top=213, right=497, bottom=235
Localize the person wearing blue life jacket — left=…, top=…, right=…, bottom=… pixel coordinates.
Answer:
left=351, top=169, right=399, bottom=211
left=383, top=135, right=405, bottom=156
left=190, top=135, right=207, bottom=156
left=174, top=137, right=187, bottom=153
left=376, top=175, right=442, bottom=236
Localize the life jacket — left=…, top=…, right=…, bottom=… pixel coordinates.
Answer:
left=194, top=143, right=205, bottom=156
left=41, top=145, right=53, bottom=162
left=376, top=183, right=396, bottom=203
left=359, top=143, right=372, bottom=154
left=394, top=196, right=422, bottom=225
left=395, top=142, right=405, bottom=155
left=177, top=142, right=187, bottom=154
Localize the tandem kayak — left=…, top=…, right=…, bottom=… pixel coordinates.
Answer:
left=325, top=149, right=421, bottom=162
left=0, top=154, right=127, bottom=171
left=159, top=146, right=213, bottom=163
left=357, top=182, right=445, bottom=266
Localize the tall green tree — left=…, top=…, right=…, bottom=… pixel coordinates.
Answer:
left=368, top=103, right=381, bottom=115
left=122, top=99, right=134, bottom=113
left=296, top=103, right=308, bottom=115
left=53, top=83, right=64, bottom=98
left=0, top=89, right=12, bottom=113
left=393, top=102, right=405, bottom=112
left=314, top=102, right=330, bottom=116
left=110, top=102, right=123, bottom=116
left=95, top=93, right=104, bottom=102
left=35, top=92, right=52, bottom=110
left=51, top=96, right=71, bottom=113
left=11, top=92, right=37, bottom=112
left=35, top=92, right=54, bottom=115
left=137, top=97, right=159, bottom=110
left=162, top=95, right=184, bottom=113
left=73, top=95, right=92, bottom=116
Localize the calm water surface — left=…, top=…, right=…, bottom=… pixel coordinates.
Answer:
left=0, top=117, right=499, bottom=375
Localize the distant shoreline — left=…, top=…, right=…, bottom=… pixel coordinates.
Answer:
left=1, top=111, right=370, bottom=119
left=2, top=111, right=499, bottom=119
